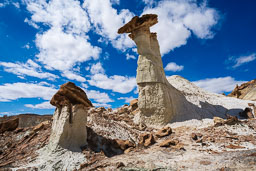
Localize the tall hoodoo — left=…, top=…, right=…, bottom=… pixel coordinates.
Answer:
left=49, top=82, right=93, bottom=151
left=118, top=14, right=189, bottom=126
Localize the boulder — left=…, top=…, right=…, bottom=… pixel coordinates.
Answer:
left=155, top=127, right=172, bottom=138
left=0, top=118, right=19, bottom=133
left=139, top=132, right=155, bottom=147
left=115, top=139, right=135, bottom=151
left=239, top=107, right=254, bottom=119
left=159, top=139, right=179, bottom=147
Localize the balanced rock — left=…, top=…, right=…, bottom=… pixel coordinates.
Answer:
left=118, top=14, right=204, bottom=126
left=119, top=14, right=256, bottom=126
left=48, top=82, right=93, bottom=151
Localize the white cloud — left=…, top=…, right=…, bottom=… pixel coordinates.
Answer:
left=143, top=0, right=155, bottom=6
left=164, top=62, right=184, bottom=72
left=143, top=0, right=218, bottom=55
left=25, top=101, right=55, bottom=109
left=90, top=62, right=105, bottom=74
left=24, top=18, right=39, bottom=29
left=24, top=0, right=102, bottom=80
left=86, top=89, right=113, bottom=104
left=231, top=53, right=256, bottom=68
left=25, top=0, right=91, bottom=34
left=126, top=54, right=136, bottom=60
left=0, top=3, right=4, bottom=8
left=81, top=83, right=88, bottom=89
left=83, top=0, right=135, bottom=51
left=0, top=82, right=57, bottom=102
left=61, top=71, right=86, bottom=82
left=88, top=73, right=136, bottom=94
left=35, top=27, right=101, bottom=72
left=118, top=96, right=136, bottom=103
left=0, top=59, right=59, bottom=80
left=193, top=76, right=245, bottom=93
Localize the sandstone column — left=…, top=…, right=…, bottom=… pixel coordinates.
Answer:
left=118, top=14, right=192, bottom=126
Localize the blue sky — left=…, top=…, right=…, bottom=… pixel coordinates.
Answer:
left=0, top=0, right=255, bottom=116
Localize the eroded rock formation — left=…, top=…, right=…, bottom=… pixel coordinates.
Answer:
left=118, top=14, right=194, bottom=125
left=118, top=14, right=256, bottom=126
left=228, top=79, right=256, bottom=101
left=48, top=82, right=93, bottom=151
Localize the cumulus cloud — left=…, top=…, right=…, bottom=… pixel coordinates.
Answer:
left=86, top=90, right=113, bottom=104
left=61, top=71, right=86, bottom=82
left=143, top=0, right=219, bottom=55
left=88, top=74, right=136, bottom=94
left=0, top=82, right=57, bottom=102
left=193, top=76, right=245, bottom=93
left=0, top=59, right=58, bottom=80
left=230, top=53, right=256, bottom=68
left=90, top=62, right=105, bottom=74
left=83, top=0, right=135, bottom=51
left=35, top=27, right=101, bottom=72
left=25, top=101, right=54, bottom=109
left=118, top=96, right=136, bottom=103
left=164, top=62, right=184, bottom=72
left=24, top=0, right=101, bottom=80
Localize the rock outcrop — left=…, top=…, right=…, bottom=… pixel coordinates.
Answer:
left=23, top=82, right=93, bottom=170
left=228, top=79, right=256, bottom=101
left=118, top=14, right=191, bottom=126
left=49, top=82, right=93, bottom=151
left=118, top=14, right=256, bottom=126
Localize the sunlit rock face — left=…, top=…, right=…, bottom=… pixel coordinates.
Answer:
left=49, top=82, right=93, bottom=151
left=118, top=14, right=189, bottom=126
left=118, top=14, right=256, bottom=126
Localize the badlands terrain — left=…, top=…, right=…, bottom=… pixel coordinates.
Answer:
left=0, top=76, right=256, bottom=171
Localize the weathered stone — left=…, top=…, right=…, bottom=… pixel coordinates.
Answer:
left=213, top=117, right=225, bottom=126
left=191, top=133, right=202, bottom=141
left=155, top=126, right=172, bottom=138
left=33, top=120, right=50, bottom=133
left=48, top=82, right=93, bottom=151
left=115, top=139, right=135, bottom=151
left=0, top=118, right=19, bottom=134
left=139, top=133, right=155, bottom=147
left=159, top=139, right=179, bottom=147
left=228, top=79, right=256, bottom=101
left=239, top=107, right=254, bottom=119
left=118, top=14, right=197, bottom=126
left=50, top=82, right=92, bottom=123
left=130, top=99, right=138, bottom=111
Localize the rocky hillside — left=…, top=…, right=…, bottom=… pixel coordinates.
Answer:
left=1, top=77, right=256, bottom=170
left=228, top=79, right=256, bottom=101
left=1, top=105, right=256, bottom=170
